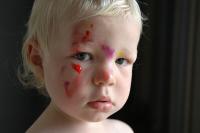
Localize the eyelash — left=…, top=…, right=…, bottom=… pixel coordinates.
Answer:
left=115, top=58, right=131, bottom=66
left=72, top=52, right=132, bottom=66
left=72, top=52, right=93, bottom=61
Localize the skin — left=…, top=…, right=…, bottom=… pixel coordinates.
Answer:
left=27, top=14, right=141, bottom=133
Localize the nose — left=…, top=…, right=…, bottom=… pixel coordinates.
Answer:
left=92, top=66, right=115, bottom=87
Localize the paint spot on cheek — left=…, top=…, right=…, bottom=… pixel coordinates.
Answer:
left=64, top=77, right=82, bottom=98
left=72, top=64, right=82, bottom=74
left=90, top=24, right=94, bottom=28
left=101, top=45, right=115, bottom=59
left=64, top=81, right=71, bottom=97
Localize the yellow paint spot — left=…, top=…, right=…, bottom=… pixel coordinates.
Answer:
left=117, top=51, right=124, bottom=57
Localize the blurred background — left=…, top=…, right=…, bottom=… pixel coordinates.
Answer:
left=0, top=0, right=199, bottom=133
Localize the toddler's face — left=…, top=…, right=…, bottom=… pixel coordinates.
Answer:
left=42, top=15, right=141, bottom=122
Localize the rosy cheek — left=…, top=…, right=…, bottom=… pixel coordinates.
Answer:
left=101, top=44, right=115, bottom=59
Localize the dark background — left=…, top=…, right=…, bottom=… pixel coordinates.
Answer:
left=0, top=0, right=199, bottom=133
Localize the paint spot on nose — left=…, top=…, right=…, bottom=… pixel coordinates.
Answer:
left=101, top=45, right=115, bottom=59
left=72, top=64, right=82, bottom=74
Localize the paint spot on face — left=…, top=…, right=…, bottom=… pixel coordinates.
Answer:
left=72, top=64, right=82, bottom=74
left=117, top=51, right=124, bottom=57
left=81, top=30, right=92, bottom=43
left=64, top=76, right=82, bottom=98
left=101, top=44, right=115, bottom=59
left=64, top=81, right=70, bottom=96
left=90, top=24, right=94, bottom=28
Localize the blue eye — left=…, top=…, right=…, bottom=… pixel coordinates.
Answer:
left=115, top=58, right=129, bottom=66
left=73, top=52, right=92, bottom=61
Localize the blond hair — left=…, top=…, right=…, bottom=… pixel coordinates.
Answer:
left=18, top=0, right=143, bottom=94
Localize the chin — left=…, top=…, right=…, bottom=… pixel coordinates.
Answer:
left=81, top=113, right=111, bottom=122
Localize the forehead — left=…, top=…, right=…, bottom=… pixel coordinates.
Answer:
left=49, top=15, right=141, bottom=56
left=72, top=15, right=141, bottom=48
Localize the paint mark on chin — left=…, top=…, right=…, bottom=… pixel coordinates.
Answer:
left=72, top=64, right=82, bottom=74
left=101, top=44, right=115, bottom=59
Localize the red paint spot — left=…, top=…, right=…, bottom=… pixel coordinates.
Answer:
left=72, top=64, right=82, bottom=74
left=86, top=30, right=90, bottom=36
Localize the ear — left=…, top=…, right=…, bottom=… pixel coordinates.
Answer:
left=27, top=40, right=44, bottom=80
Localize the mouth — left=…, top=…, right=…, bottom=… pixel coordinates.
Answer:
left=87, top=96, right=113, bottom=112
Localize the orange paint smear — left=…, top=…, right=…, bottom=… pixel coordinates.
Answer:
left=81, top=30, right=92, bottom=43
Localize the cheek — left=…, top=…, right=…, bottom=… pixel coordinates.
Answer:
left=117, top=73, right=132, bottom=99
left=64, top=76, right=83, bottom=98
left=63, top=64, right=88, bottom=98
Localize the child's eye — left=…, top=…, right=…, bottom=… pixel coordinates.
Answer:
left=72, top=52, right=92, bottom=61
left=115, top=58, right=129, bottom=66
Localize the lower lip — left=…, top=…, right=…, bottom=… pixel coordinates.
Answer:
left=88, top=101, right=113, bottom=112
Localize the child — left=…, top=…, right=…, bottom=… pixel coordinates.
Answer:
left=19, top=0, right=143, bottom=132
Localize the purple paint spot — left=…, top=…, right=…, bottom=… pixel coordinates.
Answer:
left=64, top=81, right=70, bottom=90
left=101, top=44, right=115, bottom=59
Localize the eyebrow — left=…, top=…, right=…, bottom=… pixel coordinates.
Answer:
left=119, top=48, right=137, bottom=60
left=120, top=48, right=134, bottom=55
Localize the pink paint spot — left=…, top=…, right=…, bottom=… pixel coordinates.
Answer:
left=72, top=64, right=82, bottom=74
left=101, top=45, right=115, bottom=59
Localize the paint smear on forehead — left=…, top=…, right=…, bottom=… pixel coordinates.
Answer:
left=72, top=23, right=94, bottom=46
left=101, top=44, right=115, bottom=59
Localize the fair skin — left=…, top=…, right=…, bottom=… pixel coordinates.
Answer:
left=27, top=14, right=141, bottom=133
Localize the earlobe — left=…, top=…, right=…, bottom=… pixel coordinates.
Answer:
left=27, top=40, right=44, bottom=80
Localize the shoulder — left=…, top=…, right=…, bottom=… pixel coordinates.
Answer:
left=104, top=119, right=134, bottom=133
